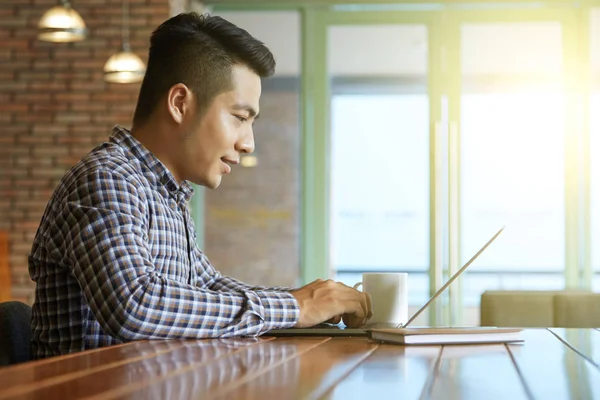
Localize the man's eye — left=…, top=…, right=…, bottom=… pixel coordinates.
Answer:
left=236, top=116, right=248, bottom=123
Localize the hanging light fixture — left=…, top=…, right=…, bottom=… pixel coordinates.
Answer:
left=103, top=0, right=146, bottom=83
left=38, top=0, right=87, bottom=43
left=240, top=155, right=258, bottom=168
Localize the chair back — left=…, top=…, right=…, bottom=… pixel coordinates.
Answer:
left=0, top=231, right=10, bottom=302
left=0, top=301, right=32, bottom=366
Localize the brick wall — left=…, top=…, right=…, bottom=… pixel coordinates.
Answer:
left=205, top=89, right=301, bottom=288
left=1, top=0, right=169, bottom=303
left=1, top=1, right=302, bottom=302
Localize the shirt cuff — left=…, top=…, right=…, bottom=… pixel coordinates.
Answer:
left=245, top=290, right=300, bottom=332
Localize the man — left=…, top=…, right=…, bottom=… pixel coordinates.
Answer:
left=29, top=12, right=371, bottom=359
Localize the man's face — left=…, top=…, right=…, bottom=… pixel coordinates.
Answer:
left=179, top=64, right=261, bottom=188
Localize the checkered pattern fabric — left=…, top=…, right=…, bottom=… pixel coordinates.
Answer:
left=29, top=126, right=299, bottom=359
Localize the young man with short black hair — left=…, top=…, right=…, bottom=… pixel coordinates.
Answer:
left=29, top=13, right=371, bottom=359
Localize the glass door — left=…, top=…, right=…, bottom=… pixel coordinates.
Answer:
left=447, top=9, right=580, bottom=324
left=302, top=10, right=443, bottom=326
left=303, top=5, right=584, bottom=327
left=591, top=8, right=600, bottom=291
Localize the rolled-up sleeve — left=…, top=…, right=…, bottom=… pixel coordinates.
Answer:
left=60, top=168, right=298, bottom=340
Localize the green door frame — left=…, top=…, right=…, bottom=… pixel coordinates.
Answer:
left=302, top=9, right=447, bottom=325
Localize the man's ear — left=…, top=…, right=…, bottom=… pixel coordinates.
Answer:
left=167, top=83, right=193, bottom=125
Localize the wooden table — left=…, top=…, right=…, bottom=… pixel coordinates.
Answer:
left=0, top=328, right=599, bottom=399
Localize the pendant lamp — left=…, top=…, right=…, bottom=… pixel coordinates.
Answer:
left=241, top=155, right=258, bottom=168
left=38, top=0, right=87, bottom=43
left=103, top=0, right=146, bottom=83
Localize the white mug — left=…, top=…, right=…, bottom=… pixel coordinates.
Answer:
left=353, top=273, right=408, bottom=325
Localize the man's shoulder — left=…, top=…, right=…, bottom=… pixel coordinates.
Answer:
left=65, top=142, right=144, bottom=188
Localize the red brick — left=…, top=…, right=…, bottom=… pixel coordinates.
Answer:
left=18, top=71, right=52, bottom=81
left=70, top=103, right=108, bottom=112
left=55, top=93, right=90, bottom=102
left=56, top=137, right=93, bottom=144
left=17, top=136, right=54, bottom=145
left=15, top=7, right=42, bottom=17
left=91, top=92, right=135, bottom=101
left=11, top=221, right=42, bottom=231
left=33, top=60, right=69, bottom=69
left=0, top=48, right=12, bottom=59
left=11, top=199, right=47, bottom=210
left=0, top=16, right=27, bottom=28
left=13, top=50, right=42, bottom=60
left=28, top=81, right=67, bottom=91
left=0, top=8, right=16, bottom=17
left=12, top=28, right=41, bottom=38
left=0, top=29, right=13, bottom=39
left=92, top=113, right=125, bottom=124
left=2, top=0, right=172, bottom=300
left=0, top=81, right=27, bottom=90
left=53, top=71, right=90, bottom=80
left=32, top=103, right=69, bottom=112
left=0, top=104, right=28, bottom=112
left=0, top=71, right=14, bottom=80
left=3, top=125, right=30, bottom=135
left=28, top=167, right=67, bottom=178
left=71, top=38, right=108, bottom=49
left=134, top=5, right=167, bottom=16
left=92, top=8, right=125, bottom=16
left=13, top=92, right=51, bottom=102
left=13, top=179, right=50, bottom=188
left=33, top=125, right=66, bottom=135
left=55, top=113, right=91, bottom=124
left=70, top=126, right=108, bottom=136
left=56, top=156, right=83, bottom=166
left=126, top=17, right=149, bottom=27
left=0, top=39, right=30, bottom=49
left=52, top=48, right=93, bottom=59
left=1, top=60, right=30, bottom=69
left=14, top=113, right=53, bottom=123
left=68, top=145, right=95, bottom=156
left=30, top=189, right=55, bottom=199
left=72, top=59, right=105, bottom=69
left=69, top=80, right=106, bottom=91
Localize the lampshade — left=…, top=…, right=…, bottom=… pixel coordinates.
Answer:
left=38, top=3, right=87, bottom=43
left=103, top=0, right=146, bottom=84
left=103, top=50, right=146, bottom=83
left=240, top=155, right=258, bottom=168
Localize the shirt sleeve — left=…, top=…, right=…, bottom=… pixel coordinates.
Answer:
left=60, top=168, right=299, bottom=341
left=211, top=274, right=295, bottom=293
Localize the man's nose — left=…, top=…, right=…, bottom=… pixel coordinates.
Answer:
left=237, top=131, right=255, bottom=154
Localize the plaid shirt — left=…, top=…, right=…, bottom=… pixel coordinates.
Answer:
left=29, top=126, right=299, bottom=359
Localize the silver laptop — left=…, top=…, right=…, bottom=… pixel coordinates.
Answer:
left=265, top=226, right=504, bottom=337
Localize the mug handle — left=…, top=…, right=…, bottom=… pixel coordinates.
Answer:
left=353, top=282, right=362, bottom=291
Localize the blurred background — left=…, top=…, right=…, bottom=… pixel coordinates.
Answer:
left=1, top=0, right=598, bottom=326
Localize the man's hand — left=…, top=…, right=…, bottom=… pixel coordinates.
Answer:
left=290, top=279, right=373, bottom=328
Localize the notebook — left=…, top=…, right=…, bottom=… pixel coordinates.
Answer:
left=265, top=226, right=506, bottom=338
left=367, top=327, right=523, bottom=345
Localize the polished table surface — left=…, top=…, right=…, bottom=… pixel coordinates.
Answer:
left=0, top=328, right=599, bottom=399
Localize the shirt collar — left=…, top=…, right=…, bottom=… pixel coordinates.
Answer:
left=109, top=125, right=194, bottom=203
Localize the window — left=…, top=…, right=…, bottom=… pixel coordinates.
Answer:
left=331, top=94, right=430, bottom=305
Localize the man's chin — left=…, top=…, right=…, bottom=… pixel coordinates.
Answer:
left=189, top=175, right=222, bottom=189
left=206, top=175, right=222, bottom=189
